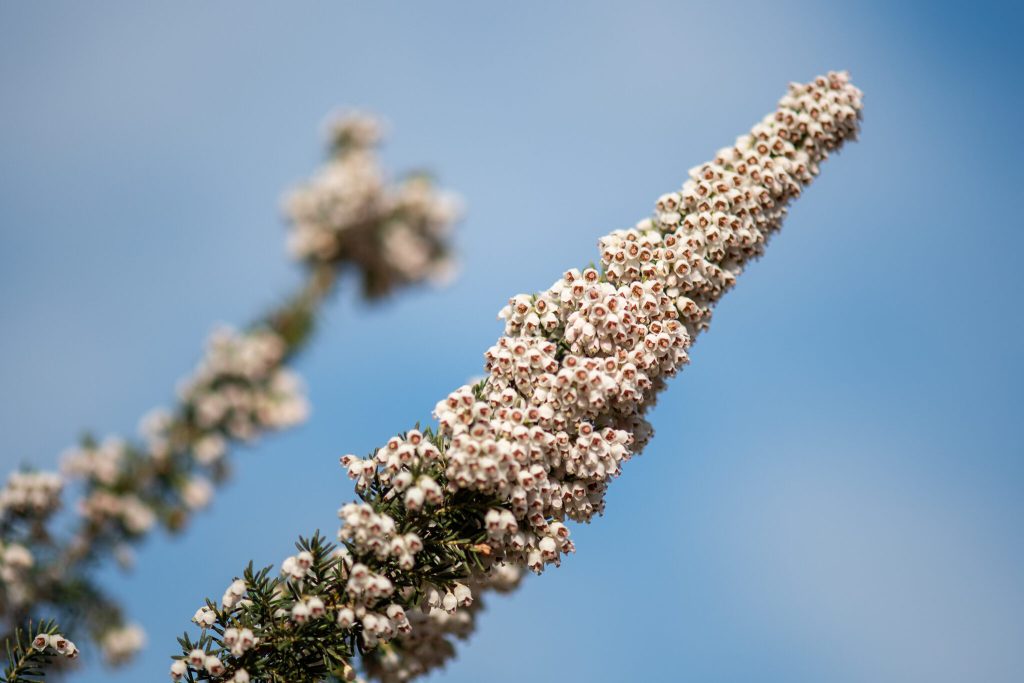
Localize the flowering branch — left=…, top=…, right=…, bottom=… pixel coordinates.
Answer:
left=0, top=620, right=67, bottom=683
left=170, top=71, right=863, bottom=683
left=0, top=113, right=461, bottom=678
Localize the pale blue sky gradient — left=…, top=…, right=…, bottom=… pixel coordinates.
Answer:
left=1, top=1, right=1022, bottom=681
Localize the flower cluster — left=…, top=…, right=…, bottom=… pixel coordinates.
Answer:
left=221, top=578, right=248, bottom=610
left=170, top=72, right=861, bottom=682
left=60, top=437, right=125, bottom=487
left=175, top=327, right=310, bottom=442
left=0, top=471, right=62, bottom=519
left=337, top=502, right=424, bottom=569
left=58, top=328, right=306, bottom=551
left=341, top=431, right=444, bottom=512
left=363, top=564, right=523, bottom=683
left=29, top=632, right=78, bottom=660
left=286, top=112, right=461, bottom=299
left=262, top=506, right=427, bottom=651
left=0, top=110, right=461, bottom=678
left=0, top=542, right=34, bottom=607
left=177, top=649, right=231, bottom=680
left=77, top=490, right=158, bottom=536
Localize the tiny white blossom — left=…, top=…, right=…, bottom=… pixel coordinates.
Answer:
left=291, top=602, right=310, bottom=623
left=441, top=591, right=458, bottom=614
left=452, top=582, right=473, bottom=607
left=205, top=655, right=225, bottom=676
left=296, top=550, right=314, bottom=569
left=307, top=596, right=326, bottom=619
left=337, top=607, right=355, bottom=628
left=182, top=477, right=213, bottom=510
left=170, top=659, right=187, bottom=681
left=51, top=634, right=74, bottom=657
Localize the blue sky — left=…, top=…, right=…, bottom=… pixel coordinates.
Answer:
left=1, top=1, right=1022, bottom=681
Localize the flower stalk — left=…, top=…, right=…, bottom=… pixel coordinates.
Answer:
left=0, top=112, right=461, bottom=679
left=171, top=72, right=863, bottom=682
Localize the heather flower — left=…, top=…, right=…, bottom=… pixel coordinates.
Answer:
left=170, top=659, right=188, bottom=681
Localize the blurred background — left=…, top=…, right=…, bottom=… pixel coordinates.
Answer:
left=1, top=1, right=1022, bottom=681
